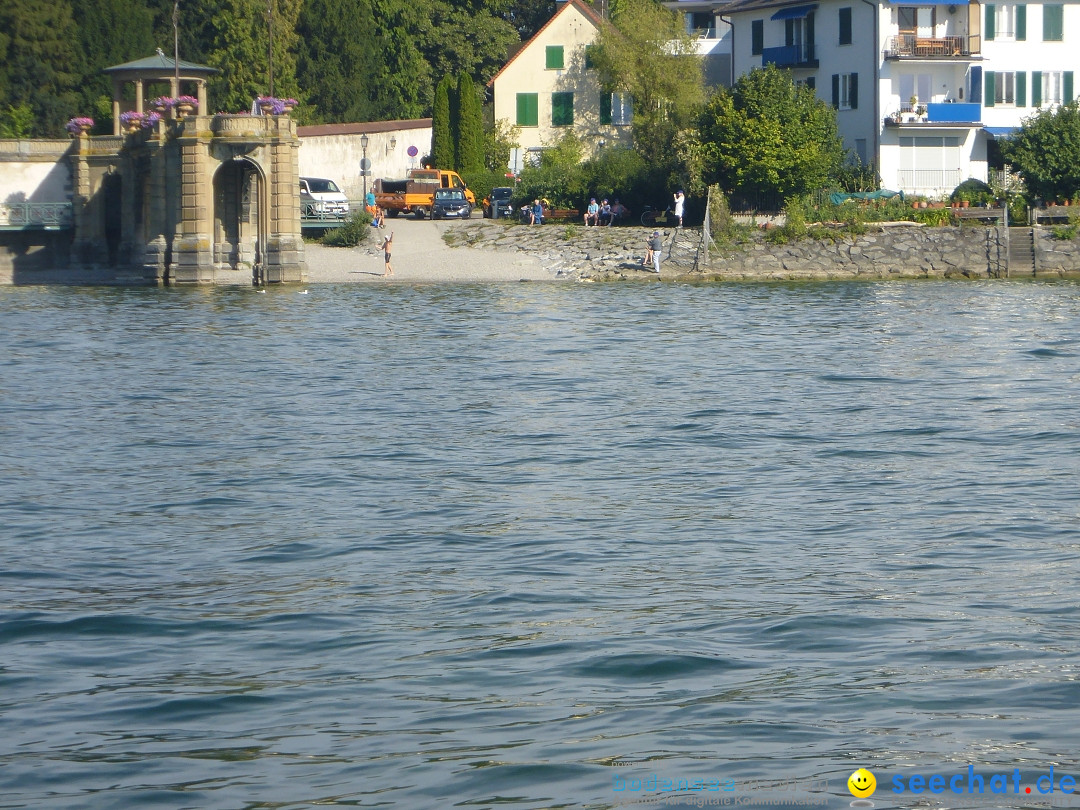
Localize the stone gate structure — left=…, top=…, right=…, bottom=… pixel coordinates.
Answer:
left=66, top=52, right=305, bottom=285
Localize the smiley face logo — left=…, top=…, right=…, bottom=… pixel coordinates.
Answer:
left=848, top=768, right=877, bottom=798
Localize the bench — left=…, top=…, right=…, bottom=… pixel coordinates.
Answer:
left=545, top=208, right=580, bottom=222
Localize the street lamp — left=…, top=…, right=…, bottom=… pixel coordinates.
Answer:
left=360, top=133, right=370, bottom=202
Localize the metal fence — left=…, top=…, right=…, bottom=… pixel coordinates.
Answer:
left=0, top=202, right=73, bottom=230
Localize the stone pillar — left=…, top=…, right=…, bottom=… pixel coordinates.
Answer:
left=197, top=80, right=207, bottom=116
left=135, top=79, right=144, bottom=114
left=264, top=117, right=306, bottom=284
left=112, top=79, right=122, bottom=137
left=170, top=125, right=215, bottom=283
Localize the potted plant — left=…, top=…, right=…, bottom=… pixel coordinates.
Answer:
left=151, top=96, right=174, bottom=113
left=65, top=116, right=94, bottom=136
left=175, top=95, right=198, bottom=116
left=119, top=111, right=144, bottom=133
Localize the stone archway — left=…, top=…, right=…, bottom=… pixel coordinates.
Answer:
left=213, top=158, right=264, bottom=284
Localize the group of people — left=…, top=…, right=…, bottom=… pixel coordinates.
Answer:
left=364, top=191, right=385, bottom=229
left=584, top=198, right=629, bottom=227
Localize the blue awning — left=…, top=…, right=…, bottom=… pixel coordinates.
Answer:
left=771, top=4, right=816, bottom=20
left=985, top=126, right=1018, bottom=137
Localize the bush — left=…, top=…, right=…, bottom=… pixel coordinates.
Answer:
left=320, top=210, right=373, bottom=246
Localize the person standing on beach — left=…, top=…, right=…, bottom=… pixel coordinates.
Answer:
left=673, top=190, right=685, bottom=228
left=382, top=231, right=394, bottom=277
left=649, top=230, right=663, bottom=274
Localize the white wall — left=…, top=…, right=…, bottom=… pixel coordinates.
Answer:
left=298, top=127, right=432, bottom=201
left=0, top=141, right=73, bottom=204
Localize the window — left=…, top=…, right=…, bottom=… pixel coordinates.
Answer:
left=584, top=45, right=595, bottom=70
left=898, top=6, right=935, bottom=35
left=602, top=92, right=633, bottom=126
left=989, top=71, right=1017, bottom=105
left=986, top=4, right=1025, bottom=40
left=832, top=72, right=858, bottom=110
left=516, top=93, right=538, bottom=127
left=752, top=19, right=764, bottom=55
left=551, top=91, right=574, bottom=126
left=1043, top=4, right=1063, bottom=40
left=899, top=73, right=933, bottom=105
left=546, top=45, right=564, bottom=70
left=839, top=7, right=852, bottom=44
left=1034, top=71, right=1063, bottom=105
left=612, top=92, right=632, bottom=125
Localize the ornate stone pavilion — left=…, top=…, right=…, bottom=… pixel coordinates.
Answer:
left=69, top=51, right=305, bottom=284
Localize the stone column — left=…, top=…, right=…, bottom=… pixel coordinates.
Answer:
left=197, top=80, right=207, bottom=116
left=264, top=117, right=306, bottom=284
left=112, top=78, right=122, bottom=137
left=135, top=79, right=144, bottom=114
left=169, top=128, right=215, bottom=283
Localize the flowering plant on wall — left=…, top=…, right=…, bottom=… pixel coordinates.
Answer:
left=142, top=111, right=162, bottom=129
left=256, top=96, right=297, bottom=114
left=120, top=111, right=144, bottom=128
left=65, top=116, right=94, bottom=134
left=176, top=95, right=199, bottom=107
left=151, top=96, right=175, bottom=110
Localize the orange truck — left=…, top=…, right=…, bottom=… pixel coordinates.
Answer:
left=374, top=168, right=476, bottom=219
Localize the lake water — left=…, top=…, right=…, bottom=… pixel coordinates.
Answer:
left=2, top=280, right=1080, bottom=810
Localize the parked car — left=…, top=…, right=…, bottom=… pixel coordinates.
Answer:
left=431, top=188, right=473, bottom=219
left=484, top=187, right=514, bottom=219
left=299, top=177, right=349, bottom=218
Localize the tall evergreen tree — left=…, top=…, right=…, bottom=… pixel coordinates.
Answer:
left=70, top=0, right=157, bottom=122
left=369, top=0, right=431, bottom=119
left=296, top=0, right=380, bottom=122
left=456, top=73, right=485, bottom=175
left=0, top=0, right=85, bottom=135
left=432, top=74, right=455, bottom=169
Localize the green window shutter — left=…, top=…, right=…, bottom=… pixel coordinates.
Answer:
left=516, top=93, right=538, bottom=126
left=1031, top=71, right=1042, bottom=106
left=850, top=72, right=858, bottom=109
left=1016, top=5, right=1026, bottom=40
left=546, top=46, right=564, bottom=70
left=1016, top=71, right=1026, bottom=106
left=600, top=93, right=612, bottom=125
left=1065, top=72, right=1074, bottom=102
left=831, top=74, right=840, bottom=108
left=985, top=71, right=996, bottom=107
left=985, top=4, right=995, bottom=40
left=1043, top=5, right=1063, bottom=40
left=552, top=92, right=573, bottom=126
left=839, top=7, right=852, bottom=44
left=752, top=20, right=764, bottom=55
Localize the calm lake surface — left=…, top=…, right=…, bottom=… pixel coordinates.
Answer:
left=2, top=280, right=1080, bottom=810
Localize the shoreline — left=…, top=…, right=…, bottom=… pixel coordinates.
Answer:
left=4, top=217, right=1080, bottom=286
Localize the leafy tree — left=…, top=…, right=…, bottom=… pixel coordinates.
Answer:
left=416, top=0, right=519, bottom=89
left=698, top=64, right=845, bottom=202
left=485, top=115, right=520, bottom=173
left=999, top=101, right=1080, bottom=202
left=515, top=132, right=587, bottom=207
left=368, top=0, right=430, bottom=119
left=70, top=0, right=156, bottom=118
left=456, top=73, right=485, bottom=174
left=0, top=103, right=34, bottom=138
left=432, top=74, right=455, bottom=169
left=296, top=0, right=380, bottom=122
left=180, top=0, right=300, bottom=114
left=589, top=0, right=704, bottom=178
left=0, top=0, right=85, bottom=135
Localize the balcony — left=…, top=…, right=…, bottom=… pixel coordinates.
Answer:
left=885, top=102, right=981, bottom=127
left=884, top=34, right=980, bottom=59
left=761, top=43, right=817, bottom=68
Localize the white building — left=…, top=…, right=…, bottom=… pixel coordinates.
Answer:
left=687, top=0, right=1078, bottom=197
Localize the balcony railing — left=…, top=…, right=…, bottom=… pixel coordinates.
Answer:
left=884, top=34, right=980, bottom=58
left=0, top=202, right=73, bottom=231
left=896, top=168, right=963, bottom=195
left=885, top=102, right=981, bottom=126
left=761, top=43, right=817, bottom=68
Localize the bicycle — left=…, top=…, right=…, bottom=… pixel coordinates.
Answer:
left=640, top=205, right=677, bottom=227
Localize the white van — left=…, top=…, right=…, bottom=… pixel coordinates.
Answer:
left=299, top=177, right=350, bottom=218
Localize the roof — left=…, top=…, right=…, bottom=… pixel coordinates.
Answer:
left=296, top=119, right=432, bottom=138
left=488, top=0, right=607, bottom=86
left=104, top=48, right=219, bottom=76
left=716, top=0, right=816, bottom=15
